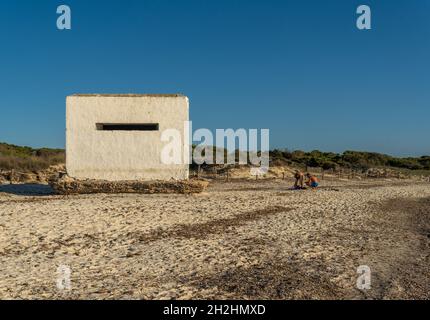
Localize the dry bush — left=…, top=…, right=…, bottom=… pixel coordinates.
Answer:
left=0, top=143, right=65, bottom=172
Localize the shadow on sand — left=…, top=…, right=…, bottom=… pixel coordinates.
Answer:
left=0, top=184, right=55, bottom=196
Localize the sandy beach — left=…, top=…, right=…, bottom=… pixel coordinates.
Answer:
left=0, top=178, right=429, bottom=300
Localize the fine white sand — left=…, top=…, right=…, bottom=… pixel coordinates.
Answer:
left=0, top=179, right=429, bottom=299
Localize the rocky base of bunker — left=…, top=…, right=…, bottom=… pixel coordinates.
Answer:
left=50, top=176, right=209, bottom=195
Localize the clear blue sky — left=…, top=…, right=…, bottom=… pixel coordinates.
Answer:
left=0, top=0, right=429, bottom=156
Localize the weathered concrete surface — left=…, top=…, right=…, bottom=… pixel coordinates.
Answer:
left=66, top=94, right=189, bottom=181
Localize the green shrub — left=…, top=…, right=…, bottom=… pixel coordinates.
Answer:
left=0, top=143, right=65, bottom=171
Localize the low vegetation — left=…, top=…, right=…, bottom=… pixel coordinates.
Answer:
left=0, top=142, right=65, bottom=171
left=192, top=146, right=430, bottom=175
left=269, top=149, right=430, bottom=172
left=1, top=142, right=429, bottom=174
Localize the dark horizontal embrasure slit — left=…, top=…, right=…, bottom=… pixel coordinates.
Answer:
left=96, top=123, right=159, bottom=131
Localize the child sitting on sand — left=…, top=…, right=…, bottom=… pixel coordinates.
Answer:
left=305, top=173, right=319, bottom=188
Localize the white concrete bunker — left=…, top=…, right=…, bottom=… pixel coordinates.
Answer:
left=66, top=94, right=189, bottom=181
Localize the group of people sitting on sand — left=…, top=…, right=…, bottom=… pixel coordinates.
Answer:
left=292, top=170, right=319, bottom=190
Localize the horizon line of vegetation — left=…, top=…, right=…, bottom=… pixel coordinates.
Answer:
left=1, top=142, right=429, bottom=172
